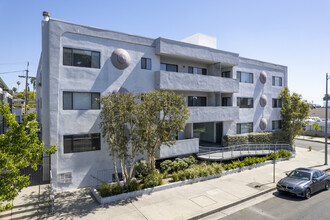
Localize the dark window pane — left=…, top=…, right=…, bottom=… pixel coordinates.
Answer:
left=167, top=64, right=178, bottom=72
left=141, top=58, right=146, bottom=69
left=91, top=51, right=100, bottom=68
left=222, top=71, right=230, bottom=78
left=63, top=92, right=73, bottom=110
left=63, top=48, right=72, bottom=66
left=64, top=135, right=73, bottom=153
left=237, top=71, right=241, bottom=81
left=188, top=66, right=193, bottom=73
left=73, top=49, right=92, bottom=67
left=188, top=96, right=193, bottom=106
left=202, top=68, right=207, bottom=75
left=64, top=133, right=101, bottom=153
left=91, top=93, right=100, bottom=109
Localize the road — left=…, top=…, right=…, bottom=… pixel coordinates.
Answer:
left=295, top=139, right=329, bottom=153
left=218, top=189, right=330, bottom=220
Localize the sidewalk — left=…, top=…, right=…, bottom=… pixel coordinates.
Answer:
left=5, top=146, right=330, bottom=220
left=49, top=147, right=329, bottom=220
left=296, top=135, right=327, bottom=143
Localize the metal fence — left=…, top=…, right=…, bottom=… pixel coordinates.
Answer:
left=198, top=143, right=292, bottom=161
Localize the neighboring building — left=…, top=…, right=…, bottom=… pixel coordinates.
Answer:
left=37, top=13, right=287, bottom=191
left=0, top=78, right=13, bottom=134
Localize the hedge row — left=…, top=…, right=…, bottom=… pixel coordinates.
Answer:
left=223, top=131, right=291, bottom=146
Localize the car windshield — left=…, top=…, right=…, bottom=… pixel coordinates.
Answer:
left=288, top=170, right=311, bottom=180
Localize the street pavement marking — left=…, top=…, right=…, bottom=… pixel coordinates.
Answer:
left=248, top=206, right=278, bottom=219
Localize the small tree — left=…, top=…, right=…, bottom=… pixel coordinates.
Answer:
left=280, top=87, right=310, bottom=144
left=136, top=90, right=190, bottom=171
left=312, top=122, right=321, bottom=136
left=100, top=92, right=143, bottom=186
left=0, top=104, right=57, bottom=211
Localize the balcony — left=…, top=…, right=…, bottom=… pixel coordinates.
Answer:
left=187, top=106, right=239, bottom=123
left=155, top=71, right=239, bottom=93
left=156, top=138, right=199, bottom=159
left=155, top=37, right=239, bottom=65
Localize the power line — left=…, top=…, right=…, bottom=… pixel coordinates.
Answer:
left=0, top=70, right=25, bottom=74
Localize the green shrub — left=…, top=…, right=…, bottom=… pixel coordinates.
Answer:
left=199, top=166, right=209, bottom=177
left=144, top=170, right=162, bottom=188
left=223, top=135, right=248, bottom=146
left=183, top=156, right=197, bottom=167
left=98, top=183, right=111, bottom=197
left=172, top=172, right=179, bottom=182
left=110, top=183, right=122, bottom=195
left=171, top=158, right=188, bottom=172
left=243, top=157, right=256, bottom=166
left=184, top=168, right=199, bottom=179
left=277, top=150, right=292, bottom=158
left=128, top=179, right=139, bottom=192
left=162, top=171, right=168, bottom=179
left=211, top=163, right=224, bottom=174
left=135, top=159, right=148, bottom=178
left=178, top=170, right=186, bottom=181
left=160, top=160, right=173, bottom=173
left=206, top=165, right=216, bottom=175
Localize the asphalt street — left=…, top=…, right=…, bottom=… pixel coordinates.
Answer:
left=219, top=189, right=330, bottom=220
left=295, top=139, right=329, bottom=153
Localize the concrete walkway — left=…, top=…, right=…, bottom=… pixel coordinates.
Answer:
left=5, top=145, right=330, bottom=220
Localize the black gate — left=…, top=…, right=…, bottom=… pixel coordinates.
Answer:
left=20, top=155, right=51, bottom=186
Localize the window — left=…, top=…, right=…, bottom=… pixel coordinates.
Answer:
left=237, top=97, right=254, bottom=108
left=64, top=133, right=101, bottom=153
left=221, top=71, right=231, bottom=78
left=237, top=123, right=253, bottom=134
left=272, top=120, right=282, bottom=130
left=63, top=92, right=100, bottom=110
left=237, top=71, right=253, bottom=83
left=63, top=47, right=100, bottom=68
left=272, top=76, right=282, bottom=86
left=272, top=99, right=282, bottom=108
left=160, top=63, right=178, bottom=72
left=141, top=57, right=151, bottom=70
left=188, top=96, right=207, bottom=106
left=188, top=66, right=207, bottom=75
left=222, top=97, right=231, bottom=106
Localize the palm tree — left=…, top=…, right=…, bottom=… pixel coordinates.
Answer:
left=17, top=81, right=21, bottom=92
left=30, top=78, right=36, bottom=99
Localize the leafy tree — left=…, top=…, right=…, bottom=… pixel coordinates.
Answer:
left=12, top=87, right=17, bottom=94
left=99, top=92, right=143, bottom=186
left=136, top=90, right=190, bottom=171
left=0, top=104, right=57, bottom=211
left=280, top=87, right=310, bottom=144
left=312, top=122, right=321, bottom=136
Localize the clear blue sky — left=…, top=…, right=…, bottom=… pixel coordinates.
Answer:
left=1, top=0, right=330, bottom=105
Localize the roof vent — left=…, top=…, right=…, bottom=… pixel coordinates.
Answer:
left=43, top=11, right=50, bottom=21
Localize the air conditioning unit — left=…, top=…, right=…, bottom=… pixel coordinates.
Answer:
left=57, top=172, right=72, bottom=184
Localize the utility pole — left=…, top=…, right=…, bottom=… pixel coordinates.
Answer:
left=18, top=62, right=34, bottom=114
left=325, top=73, right=329, bottom=165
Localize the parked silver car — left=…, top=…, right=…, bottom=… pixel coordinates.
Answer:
left=277, top=168, right=330, bottom=199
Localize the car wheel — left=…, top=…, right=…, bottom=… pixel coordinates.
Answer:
left=305, top=188, right=311, bottom=199
left=325, top=181, right=330, bottom=190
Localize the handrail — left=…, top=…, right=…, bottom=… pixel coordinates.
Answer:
left=198, top=143, right=292, bottom=157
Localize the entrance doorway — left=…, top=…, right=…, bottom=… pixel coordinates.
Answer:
left=216, top=122, right=223, bottom=144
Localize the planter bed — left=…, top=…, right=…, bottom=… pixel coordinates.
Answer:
left=92, top=155, right=294, bottom=204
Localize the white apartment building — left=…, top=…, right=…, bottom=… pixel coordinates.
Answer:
left=37, top=13, right=287, bottom=191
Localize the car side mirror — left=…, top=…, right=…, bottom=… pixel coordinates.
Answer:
left=312, top=178, right=317, bottom=183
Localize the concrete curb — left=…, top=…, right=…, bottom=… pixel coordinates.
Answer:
left=296, top=137, right=325, bottom=144
left=92, top=156, right=293, bottom=204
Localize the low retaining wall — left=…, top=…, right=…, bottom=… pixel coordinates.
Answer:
left=91, top=155, right=294, bottom=204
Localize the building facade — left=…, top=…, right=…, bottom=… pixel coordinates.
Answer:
left=37, top=14, right=287, bottom=191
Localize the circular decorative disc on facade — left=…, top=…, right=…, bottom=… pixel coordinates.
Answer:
left=259, top=94, right=268, bottom=107
left=111, top=48, right=131, bottom=70
left=112, top=87, right=129, bottom=94
left=260, top=71, right=267, bottom=84
left=259, top=118, right=267, bottom=130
